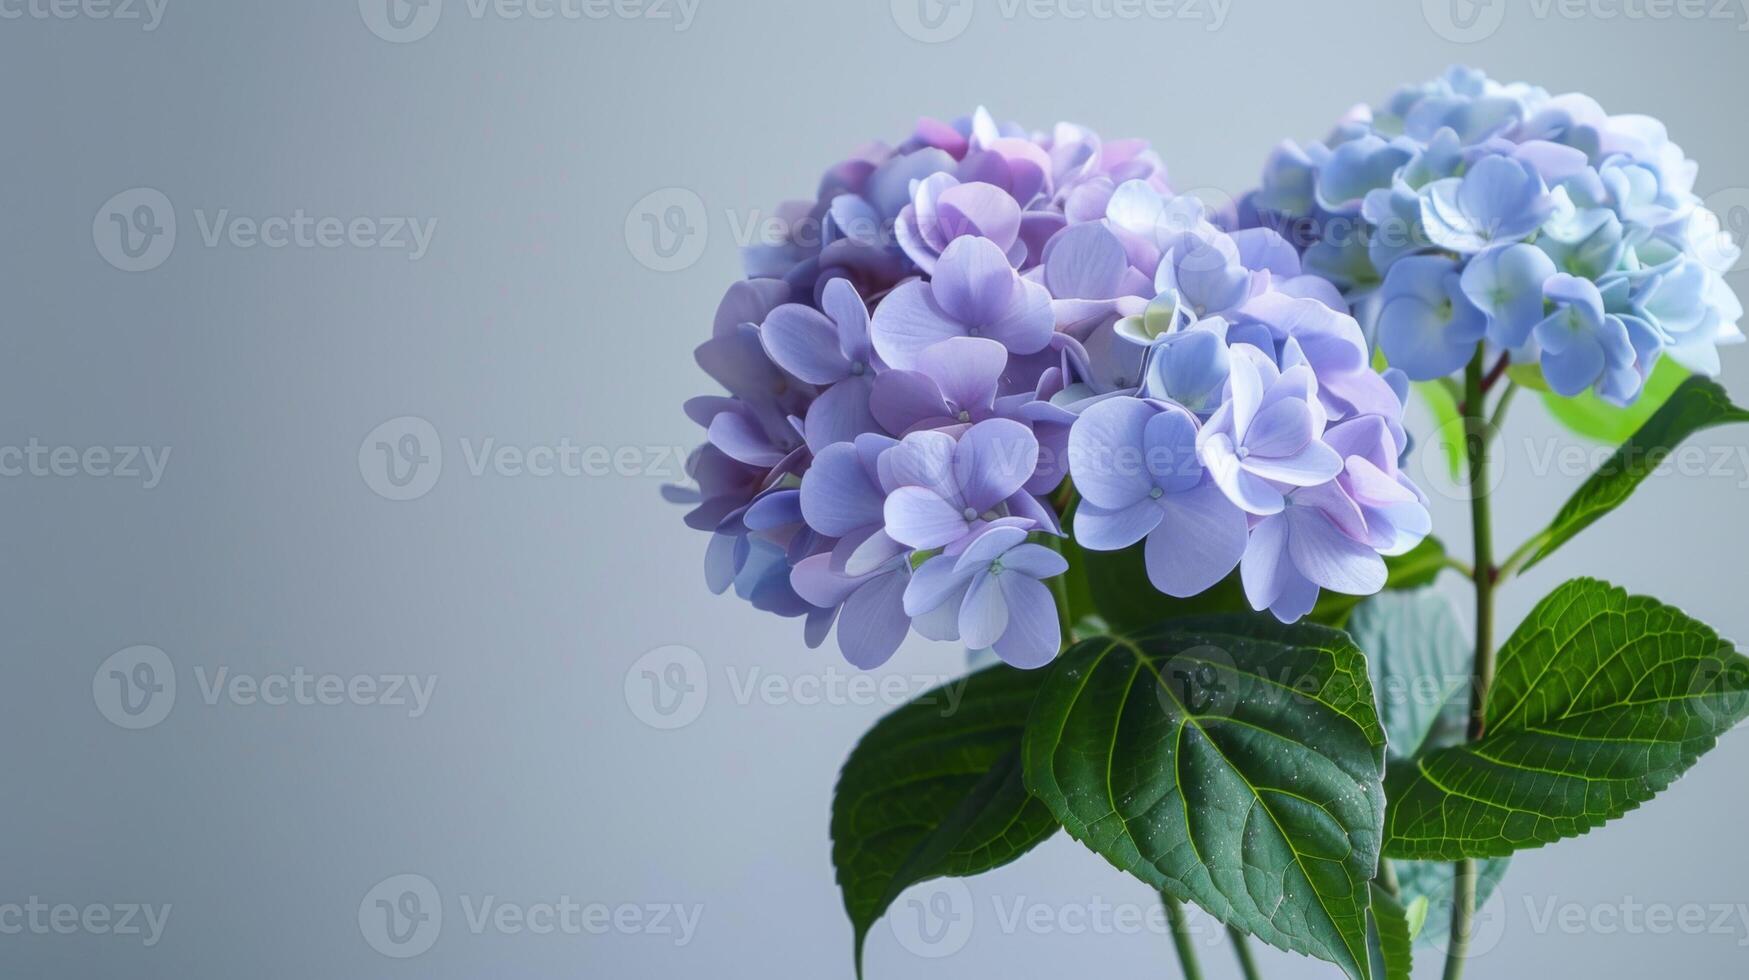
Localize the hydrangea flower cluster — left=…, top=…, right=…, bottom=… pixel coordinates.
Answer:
left=671, top=109, right=1428, bottom=670
left=1242, top=66, right=1744, bottom=404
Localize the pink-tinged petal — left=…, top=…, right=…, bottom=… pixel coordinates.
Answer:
left=1285, top=505, right=1387, bottom=596
left=870, top=280, right=963, bottom=371
left=910, top=172, right=959, bottom=256
left=954, top=418, right=1039, bottom=512
left=1019, top=210, right=1068, bottom=266
left=983, top=278, right=1056, bottom=355
left=761, top=304, right=849, bottom=385
left=957, top=571, right=1010, bottom=651
left=836, top=569, right=912, bottom=669
left=1240, top=513, right=1292, bottom=612
left=884, top=486, right=970, bottom=550
left=992, top=575, right=1061, bottom=669
left=1067, top=396, right=1157, bottom=508
left=1146, top=482, right=1248, bottom=597
left=904, top=555, right=976, bottom=618
left=1321, top=415, right=1393, bottom=467
left=1344, top=456, right=1417, bottom=508
left=916, top=337, right=1006, bottom=413
left=936, top=182, right=1022, bottom=254
left=1074, top=498, right=1162, bottom=551
left=800, top=443, right=885, bottom=537
left=1203, top=432, right=1285, bottom=515
left=803, top=377, right=878, bottom=453
left=1294, top=480, right=1370, bottom=542
left=1000, top=543, right=1069, bottom=580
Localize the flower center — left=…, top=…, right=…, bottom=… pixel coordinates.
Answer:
left=956, top=410, right=972, bottom=423
left=988, top=558, right=1005, bottom=576
left=967, top=327, right=982, bottom=337
left=850, top=361, right=866, bottom=376
left=962, top=507, right=979, bottom=521
left=1149, top=486, right=1164, bottom=500
left=1236, top=446, right=1251, bottom=460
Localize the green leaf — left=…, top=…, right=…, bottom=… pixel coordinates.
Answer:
left=1022, top=617, right=1388, bottom=980
left=1383, top=578, right=1749, bottom=861
left=1414, top=380, right=1465, bottom=482
left=1523, top=376, right=1749, bottom=571
left=1541, top=356, right=1689, bottom=444
left=1310, top=537, right=1450, bottom=628
left=1349, top=589, right=1471, bottom=761
left=1391, top=858, right=1509, bottom=950
left=1402, top=894, right=1429, bottom=940
left=1366, top=884, right=1414, bottom=980
left=1506, top=362, right=1551, bottom=392
left=832, top=665, right=1058, bottom=970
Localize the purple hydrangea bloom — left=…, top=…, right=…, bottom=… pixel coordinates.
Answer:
left=880, top=419, right=1053, bottom=553
left=870, top=236, right=1055, bottom=370
left=677, top=111, right=1427, bottom=664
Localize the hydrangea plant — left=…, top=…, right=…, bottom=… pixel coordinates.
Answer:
left=670, top=89, right=1749, bottom=980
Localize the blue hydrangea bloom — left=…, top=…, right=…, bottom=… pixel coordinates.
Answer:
left=1243, top=67, right=1744, bottom=404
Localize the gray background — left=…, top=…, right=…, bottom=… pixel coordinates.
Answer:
left=4, top=0, right=1748, bottom=976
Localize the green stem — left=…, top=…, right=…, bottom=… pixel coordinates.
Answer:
left=1163, top=895, right=1205, bottom=980
left=1227, top=925, right=1262, bottom=980
left=1445, top=352, right=1500, bottom=980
